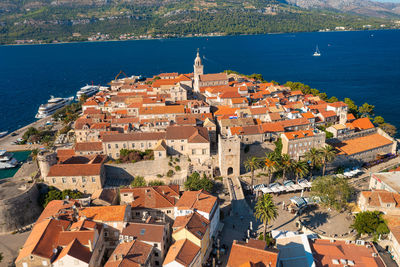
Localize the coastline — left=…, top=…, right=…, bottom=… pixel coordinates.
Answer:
left=2, top=28, right=399, bottom=47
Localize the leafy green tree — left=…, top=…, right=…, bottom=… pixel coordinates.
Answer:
left=344, top=98, right=358, bottom=116
left=380, top=123, right=397, bottom=137
left=23, top=127, right=39, bottom=141
left=292, top=160, right=309, bottom=183
left=148, top=180, right=165, bottom=186
left=79, top=93, right=88, bottom=103
left=304, top=148, right=322, bottom=178
left=131, top=176, right=146, bottom=187
left=184, top=172, right=214, bottom=192
left=254, top=194, right=278, bottom=241
left=39, top=187, right=83, bottom=208
left=278, top=154, right=293, bottom=181
left=244, top=157, right=262, bottom=189
left=352, top=211, right=387, bottom=236
left=264, top=153, right=277, bottom=184
left=373, top=116, right=385, bottom=125
left=167, top=170, right=175, bottom=177
left=327, top=96, right=339, bottom=103
left=358, top=102, right=375, bottom=117
left=320, top=145, right=336, bottom=176
left=0, top=252, right=3, bottom=263
left=311, top=176, right=353, bottom=211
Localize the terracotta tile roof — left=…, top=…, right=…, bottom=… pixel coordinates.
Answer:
left=152, top=78, right=179, bottom=87
left=37, top=200, right=80, bottom=223
left=214, top=106, right=239, bottom=116
left=261, top=122, right=285, bottom=133
left=231, top=98, right=249, bottom=104
left=227, top=240, right=278, bottom=267
left=328, top=101, right=347, bottom=108
left=384, top=215, right=400, bottom=243
left=53, top=238, right=91, bottom=264
left=204, top=85, right=234, bottom=94
left=219, top=91, right=242, bottom=99
left=105, top=240, right=153, bottom=267
left=333, top=133, right=393, bottom=156
left=177, top=74, right=192, bottom=81
left=175, top=190, right=217, bottom=215
left=47, top=163, right=102, bottom=177
left=280, top=117, right=310, bottom=128
left=173, top=212, right=210, bottom=240
left=166, top=126, right=209, bottom=143
left=163, top=239, right=200, bottom=266
left=347, top=113, right=356, bottom=121
left=158, top=72, right=179, bottom=77
left=361, top=190, right=400, bottom=207
left=102, top=132, right=166, bottom=142
left=139, top=105, right=185, bottom=115
left=57, top=149, right=76, bottom=162
left=351, top=118, right=375, bottom=131
left=301, top=112, right=316, bottom=119
left=268, top=112, right=282, bottom=121
left=230, top=125, right=262, bottom=136
left=120, top=185, right=180, bottom=209
left=200, top=73, right=228, bottom=82
left=250, top=107, right=268, bottom=115
left=310, top=239, right=385, bottom=267
left=79, top=205, right=128, bottom=222
left=74, top=142, right=103, bottom=152
left=319, top=110, right=337, bottom=118
left=283, top=129, right=315, bottom=140
left=58, top=230, right=96, bottom=247
left=15, top=218, right=71, bottom=263
left=219, top=118, right=256, bottom=127
left=122, top=222, right=166, bottom=243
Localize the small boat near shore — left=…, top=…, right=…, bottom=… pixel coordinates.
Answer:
left=0, top=131, right=8, bottom=138
left=35, top=96, right=74, bottom=119
left=313, top=45, right=321, bottom=57
left=0, top=150, right=18, bottom=169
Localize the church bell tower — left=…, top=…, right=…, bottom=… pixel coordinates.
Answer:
left=193, top=49, right=203, bottom=92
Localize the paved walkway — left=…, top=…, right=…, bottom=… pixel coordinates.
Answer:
left=0, top=231, right=31, bottom=266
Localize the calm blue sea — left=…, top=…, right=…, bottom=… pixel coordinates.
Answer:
left=0, top=30, right=399, bottom=135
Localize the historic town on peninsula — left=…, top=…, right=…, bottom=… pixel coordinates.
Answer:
left=1, top=51, right=400, bottom=267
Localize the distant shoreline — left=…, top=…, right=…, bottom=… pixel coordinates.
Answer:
left=2, top=28, right=398, bottom=47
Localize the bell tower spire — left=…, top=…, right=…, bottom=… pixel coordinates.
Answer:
left=193, top=49, right=203, bottom=93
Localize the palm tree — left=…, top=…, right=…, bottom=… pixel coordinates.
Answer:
left=279, top=154, right=293, bottom=181
left=292, top=160, right=309, bottom=183
left=244, top=156, right=261, bottom=189
left=304, top=147, right=322, bottom=178
left=254, top=193, right=278, bottom=240
left=320, top=145, right=336, bottom=176
left=264, top=153, right=277, bottom=185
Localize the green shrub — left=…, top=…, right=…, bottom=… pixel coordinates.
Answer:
left=175, top=165, right=181, bottom=171
left=131, top=176, right=146, bottom=187
left=167, top=170, right=175, bottom=177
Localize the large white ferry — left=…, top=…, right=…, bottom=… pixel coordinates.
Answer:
left=0, top=150, right=18, bottom=169
left=76, top=85, right=100, bottom=100
left=35, top=96, right=74, bottom=119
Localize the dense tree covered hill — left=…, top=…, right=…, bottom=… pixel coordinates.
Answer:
left=0, top=0, right=398, bottom=44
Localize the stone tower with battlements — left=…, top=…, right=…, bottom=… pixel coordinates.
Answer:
left=193, top=50, right=203, bottom=93
left=37, top=150, right=57, bottom=178
left=218, top=135, right=240, bottom=177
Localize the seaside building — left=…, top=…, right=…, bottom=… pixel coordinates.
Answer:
left=163, top=239, right=201, bottom=267
left=358, top=190, right=400, bottom=215
left=281, top=129, right=326, bottom=160
left=369, top=171, right=400, bottom=193
left=45, top=154, right=107, bottom=194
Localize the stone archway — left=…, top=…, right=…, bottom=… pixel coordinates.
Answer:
left=227, top=167, right=233, bottom=176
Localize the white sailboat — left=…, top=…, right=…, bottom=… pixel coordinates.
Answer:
left=313, top=45, right=321, bottom=57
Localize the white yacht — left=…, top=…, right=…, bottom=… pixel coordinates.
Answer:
left=313, top=45, right=321, bottom=57
left=35, top=96, right=74, bottom=119
left=0, top=150, right=18, bottom=169
left=0, top=131, right=8, bottom=138
left=76, top=85, right=100, bottom=100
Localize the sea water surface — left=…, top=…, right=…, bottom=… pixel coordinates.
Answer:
left=0, top=30, right=399, bottom=135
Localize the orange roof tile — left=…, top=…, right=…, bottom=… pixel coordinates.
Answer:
left=351, top=117, right=375, bottom=131
left=283, top=129, right=315, bottom=140
left=227, top=240, right=278, bottom=267
left=163, top=239, right=200, bottom=266
left=79, top=205, right=128, bottom=222
left=333, top=133, right=393, bottom=156
left=176, top=190, right=217, bottom=215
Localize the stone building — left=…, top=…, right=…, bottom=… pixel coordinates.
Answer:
left=104, top=240, right=154, bottom=267
left=120, top=185, right=180, bottom=222
left=358, top=190, right=400, bottom=215
left=45, top=154, right=107, bottom=194
left=281, top=129, right=326, bottom=160
left=218, top=135, right=241, bottom=177
left=37, top=150, right=57, bottom=178
left=193, top=51, right=228, bottom=92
